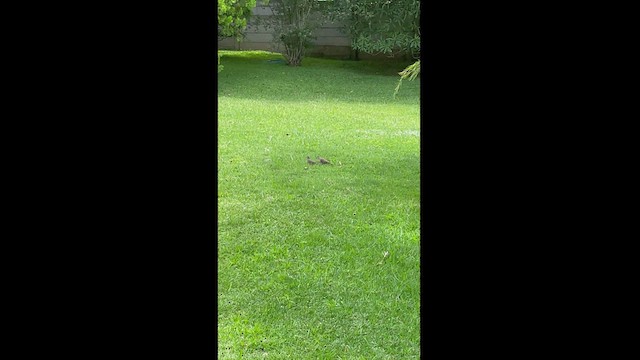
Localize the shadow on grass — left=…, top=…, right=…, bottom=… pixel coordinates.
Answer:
left=218, top=51, right=420, bottom=104
left=218, top=50, right=415, bottom=77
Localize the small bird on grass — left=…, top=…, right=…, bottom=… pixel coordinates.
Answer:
left=317, top=156, right=331, bottom=164
left=306, top=156, right=317, bottom=165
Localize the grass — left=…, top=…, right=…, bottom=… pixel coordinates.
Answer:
left=218, top=50, right=420, bottom=359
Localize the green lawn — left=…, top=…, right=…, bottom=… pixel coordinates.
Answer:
left=218, top=50, right=420, bottom=359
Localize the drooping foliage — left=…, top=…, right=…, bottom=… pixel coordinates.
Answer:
left=394, top=60, right=420, bottom=98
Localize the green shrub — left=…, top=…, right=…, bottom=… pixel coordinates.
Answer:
left=264, top=0, right=326, bottom=66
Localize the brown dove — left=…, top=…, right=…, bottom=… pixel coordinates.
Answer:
left=306, top=156, right=317, bottom=165
left=317, top=156, right=331, bottom=164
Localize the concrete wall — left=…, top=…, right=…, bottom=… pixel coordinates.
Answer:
left=218, top=5, right=355, bottom=59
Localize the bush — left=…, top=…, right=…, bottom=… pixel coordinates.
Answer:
left=277, top=26, right=315, bottom=66
left=264, top=0, right=325, bottom=66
